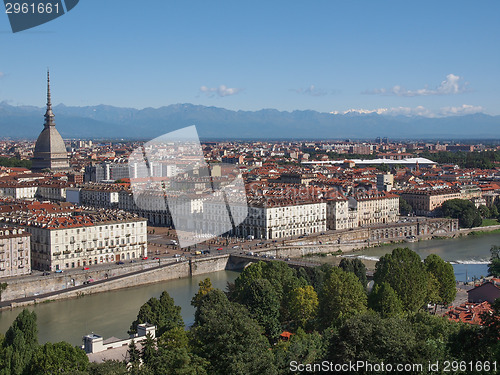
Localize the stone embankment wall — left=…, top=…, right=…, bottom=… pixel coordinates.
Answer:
left=2, top=255, right=231, bottom=307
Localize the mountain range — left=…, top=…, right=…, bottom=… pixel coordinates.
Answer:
left=1, top=102, right=499, bottom=140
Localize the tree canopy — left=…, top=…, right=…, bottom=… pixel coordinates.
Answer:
left=374, top=247, right=428, bottom=311
left=191, top=289, right=276, bottom=375
left=129, top=291, right=184, bottom=336
left=368, top=282, right=404, bottom=318
left=441, top=199, right=482, bottom=228
left=318, top=267, right=367, bottom=328
left=488, top=245, right=500, bottom=278
left=424, top=254, right=456, bottom=305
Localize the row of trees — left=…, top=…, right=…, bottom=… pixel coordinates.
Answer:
left=1, top=248, right=498, bottom=374
left=419, top=150, right=500, bottom=170
left=0, top=157, right=31, bottom=169
left=441, top=199, right=483, bottom=228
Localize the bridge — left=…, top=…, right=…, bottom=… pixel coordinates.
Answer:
left=228, top=252, right=374, bottom=280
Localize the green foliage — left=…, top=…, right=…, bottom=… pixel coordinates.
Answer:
left=191, top=278, right=214, bottom=308
left=89, top=360, right=128, bottom=375
left=419, top=150, right=500, bottom=169
left=368, top=282, right=403, bottom=318
left=273, top=329, right=325, bottom=373
left=374, top=248, right=428, bottom=311
left=399, top=197, right=413, bottom=216
left=127, top=340, right=141, bottom=366
left=490, top=204, right=499, bottom=218
left=304, top=263, right=334, bottom=294
left=318, top=268, right=367, bottom=329
left=129, top=291, right=184, bottom=336
left=141, top=333, right=156, bottom=369
left=288, top=285, right=319, bottom=330
left=28, top=342, right=89, bottom=375
left=478, top=205, right=491, bottom=218
left=424, top=254, right=456, bottom=305
left=478, top=298, right=500, bottom=361
left=238, top=278, right=282, bottom=338
left=488, top=245, right=500, bottom=277
left=191, top=289, right=276, bottom=375
left=152, top=328, right=208, bottom=375
left=339, top=258, right=367, bottom=289
left=325, top=313, right=416, bottom=369
left=441, top=199, right=482, bottom=228
left=231, top=260, right=305, bottom=324
left=0, top=157, right=31, bottom=169
left=1, top=309, right=38, bottom=375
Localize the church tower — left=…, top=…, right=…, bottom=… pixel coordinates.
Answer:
left=32, top=71, right=70, bottom=171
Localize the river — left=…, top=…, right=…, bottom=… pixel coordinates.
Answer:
left=0, top=270, right=239, bottom=347
left=343, top=233, right=500, bottom=282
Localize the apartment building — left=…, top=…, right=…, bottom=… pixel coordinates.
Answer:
left=400, top=188, right=461, bottom=216
left=0, top=202, right=147, bottom=271
left=237, top=197, right=327, bottom=240
left=350, top=191, right=399, bottom=226
left=0, top=227, right=31, bottom=278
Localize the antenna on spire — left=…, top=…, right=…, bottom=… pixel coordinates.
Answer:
left=47, top=68, right=52, bottom=110
left=44, top=69, right=55, bottom=127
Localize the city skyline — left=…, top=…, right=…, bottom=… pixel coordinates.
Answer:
left=0, top=0, right=499, bottom=118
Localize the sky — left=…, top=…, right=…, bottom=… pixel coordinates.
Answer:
left=0, top=0, right=499, bottom=117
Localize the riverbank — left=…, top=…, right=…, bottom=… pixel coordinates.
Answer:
left=0, top=255, right=233, bottom=311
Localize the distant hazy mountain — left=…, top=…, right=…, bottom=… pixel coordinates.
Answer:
left=0, top=102, right=499, bottom=140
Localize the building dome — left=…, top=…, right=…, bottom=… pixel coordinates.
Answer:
left=32, top=71, right=69, bottom=171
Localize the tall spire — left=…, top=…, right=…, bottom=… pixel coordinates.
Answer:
left=47, top=69, right=52, bottom=109
left=44, top=69, right=55, bottom=128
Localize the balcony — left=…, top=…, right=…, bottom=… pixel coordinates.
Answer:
left=63, top=250, right=71, bottom=255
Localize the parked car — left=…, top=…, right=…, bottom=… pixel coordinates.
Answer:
left=116, top=261, right=124, bottom=265
left=142, top=257, right=148, bottom=260
left=42, top=271, right=50, bottom=276
left=153, top=257, right=160, bottom=260
left=217, top=247, right=223, bottom=251
left=232, top=245, right=240, bottom=249
left=130, top=260, right=137, bottom=263
left=55, top=269, right=63, bottom=273
left=82, top=267, right=90, bottom=270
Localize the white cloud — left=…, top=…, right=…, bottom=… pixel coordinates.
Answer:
left=0, top=72, right=4, bottom=79
left=291, top=85, right=328, bottom=97
left=439, top=104, right=484, bottom=116
left=200, top=85, right=243, bottom=97
left=365, top=74, right=468, bottom=97
left=331, top=104, right=484, bottom=118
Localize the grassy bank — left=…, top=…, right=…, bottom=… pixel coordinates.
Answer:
left=481, top=218, right=500, bottom=227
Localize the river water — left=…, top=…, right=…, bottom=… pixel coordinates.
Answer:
left=0, top=270, right=239, bottom=346
left=345, top=233, right=500, bottom=283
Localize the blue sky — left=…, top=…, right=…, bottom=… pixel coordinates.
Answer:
left=0, top=0, right=499, bottom=117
